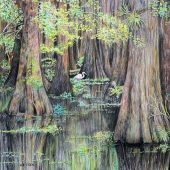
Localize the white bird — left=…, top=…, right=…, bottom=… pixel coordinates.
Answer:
left=74, top=72, right=87, bottom=80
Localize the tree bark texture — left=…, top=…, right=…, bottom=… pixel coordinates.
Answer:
left=6, top=1, right=52, bottom=169
left=160, top=18, right=170, bottom=114
left=9, top=0, right=52, bottom=116
left=114, top=0, right=170, bottom=143
left=48, top=2, right=70, bottom=95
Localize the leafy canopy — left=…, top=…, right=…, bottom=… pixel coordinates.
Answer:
left=35, top=0, right=130, bottom=52
left=0, top=0, right=153, bottom=55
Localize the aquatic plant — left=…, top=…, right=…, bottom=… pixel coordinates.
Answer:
left=53, top=104, right=66, bottom=115
left=71, top=80, right=87, bottom=95
left=71, top=78, right=110, bottom=97
left=78, top=101, right=87, bottom=107
left=157, top=126, right=169, bottom=142
left=83, top=78, right=110, bottom=85
left=77, top=146, right=89, bottom=155
left=93, top=131, right=114, bottom=143
left=2, top=125, right=63, bottom=134
left=60, top=92, right=72, bottom=99
left=158, top=144, right=169, bottom=153
left=49, top=161, right=72, bottom=165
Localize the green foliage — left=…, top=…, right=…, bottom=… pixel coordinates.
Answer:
left=133, top=37, right=145, bottom=48
left=109, top=81, right=123, bottom=98
left=158, top=144, right=169, bottom=153
left=76, top=56, right=84, bottom=68
left=50, top=161, right=72, bottom=165
left=27, top=59, right=43, bottom=89
left=53, top=104, right=65, bottom=114
left=1, top=59, right=10, bottom=70
left=149, top=0, right=170, bottom=18
left=118, top=3, right=144, bottom=30
left=2, top=125, right=63, bottom=134
left=71, top=78, right=110, bottom=98
left=119, top=3, right=130, bottom=16
left=0, top=74, right=8, bottom=86
left=93, top=131, right=114, bottom=143
left=124, top=12, right=144, bottom=29
left=94, top=14, right=129, bottom=44
left=0, top=35, right=15, bottom=53
left=44, top=69, right=55, bottom=82
left=78, top=101, right=87, bottom=107
left=81, top=78, right=110, bottom=85
left=26, top=76, right=42, bottom=90
left=36, top=1, right=81, bottom=53
left=41, top=58, right=56, bottom=68
left=71, top=80, right=87, bottom=95
left=0, top=0, right=22, bottom=24
left=0, top=86, right=13, bottom=93
left=28, top=59, right=37, bottom=73
left=157, top=127, right=169, bottom=142
left=77, top=146, right=89, bottom=155
left=41, top=58, right=56, bottom=81
left=60, top=92, right=72, bottom=99
left=95, top=24, right=129, bottom=44
left=35, top=1, right=130, bottom=53
left=0, top=0, right=23, bottom=53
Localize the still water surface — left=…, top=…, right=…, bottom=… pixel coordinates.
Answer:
left=0, top=83, right=169, bottom=170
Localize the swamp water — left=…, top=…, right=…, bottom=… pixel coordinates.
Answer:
left=0, top=80, right=170, bottom=170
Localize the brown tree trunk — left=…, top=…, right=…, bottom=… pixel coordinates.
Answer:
left=114, top=0, right=170, bottom=143
left=7, top=1, right=52, bottom=169
left=9, top=0, right=52, bottom=116
left=81, top=1, right=108, bottom=79
left=160, top=18, right=170, bottom=113
left=40, top=0, right=56, bottom=91
left=49, top=2, right=70, bottom=95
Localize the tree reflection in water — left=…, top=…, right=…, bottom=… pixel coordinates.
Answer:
left=0, top=83, right=169, bottom=170
left=116, top=144, right=170, bottom=170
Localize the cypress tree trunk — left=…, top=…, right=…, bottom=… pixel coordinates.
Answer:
left=160, top=18, right=170, bottom=113
left=7, top=1, right=52, bottom=169
left=40, top=0, right=56, bottom=91
left=48, top=2, right=70, bottom=95
left=9, top=0, right=52, bottom=116
left=114, top=0, right=170, bottom=143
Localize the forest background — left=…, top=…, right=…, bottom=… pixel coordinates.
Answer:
left=0, top=0, right=170, bottom=168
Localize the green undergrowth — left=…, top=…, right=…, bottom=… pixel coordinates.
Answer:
left=2, top=125, right=64, bottom=134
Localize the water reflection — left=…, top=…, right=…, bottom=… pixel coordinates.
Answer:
left=116, top=144, right=170, bottom=170
left=0, top=85, right=119, bottom=170
left=0, top=82, right=170, bottom=169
